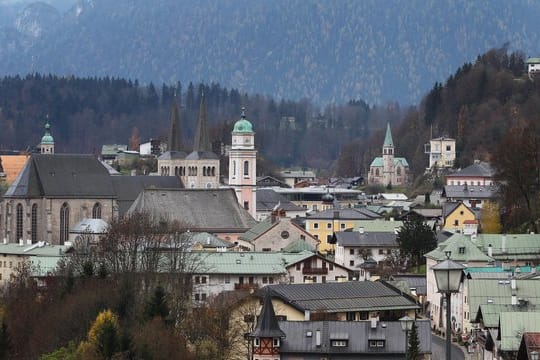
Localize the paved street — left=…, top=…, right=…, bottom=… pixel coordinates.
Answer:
left=432, top=334, right=466, bottom=360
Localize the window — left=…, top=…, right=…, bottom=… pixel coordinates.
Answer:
left=201, top=293, right=207, bottom=301
left=446, top=145, right=451, bottom=151
left=244, top=161, right=249, bottom=176
left=313, top=223, right=319, bottom=229
left=454, top=220, right=459, bottom=226
left=262, top=277, right=268, bottom=284
left=281, top=231, right=290, bottom=239
left=254, top=338, right=260, bottom=347
left=232, top=160, right=236, bottom=176
left=458, top=247, right=465, bottom=254
left=224, top=276, right=230, bottom=284
left=340, top=223, right=345, bottom=229
left=379, top=249, right=384, bottom=255
left=16, top=203, right=23, bottom=241
left=331, top=340, right=348, bottom=347
left=92, top=203, right=102, bottom=219
left=194, top=293, right=200, bottom=301
left=296, top=263, right=301, bottom=270
left=273, top=338, right=280, bottom=347
left=329, top=263, right=334, bottom=270
left=60, top=203, right=70, bottom=245
left=201, top=276, right=207, bottom=284
left=349, top=260, right=354, bottom=266
left=327, top=223, right=332, bottom=229
left=360, top=312, right=369, bottom=320
left=31, top=204, right=38, bottom=243
left=289, top=276, right=294, bottom=283
left=244, top=201, right=249, bottom=210
left=195, top=276, right=200, bottom=284
left=350, top=249, right=354, bottom=255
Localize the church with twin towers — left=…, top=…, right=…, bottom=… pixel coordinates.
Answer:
left=157, top=93, right=257, bottom=218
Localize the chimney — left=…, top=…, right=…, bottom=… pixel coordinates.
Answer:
left=512, top=294, right=518, bottom=306
left=2, top=238, right=6, bottom=245
left=502, top=234, right=507, bottom=253
left=26, top=239, right=31, bottom=245
left=394, top=227, right=400, bottom=235
left=371, top=318, right=377, bottom=329
left=304, top=310, right=311, bottom=321
left=511, top=279, right=517, bottom=291
left=315, top=330, right=321, bottom=347
left=359, top=227, right=365, bottom=234
left=488, top=244, right=493, bottom=257
left=19, top=239, right=23, bottom=246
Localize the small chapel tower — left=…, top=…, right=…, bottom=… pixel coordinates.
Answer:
left=40, top=119, right=55, bottom=154
left=382, top=122, right=394, bottom=186
left=249, top=292, right=285, bottom=360
left=229, top=107, right=257, bottom=217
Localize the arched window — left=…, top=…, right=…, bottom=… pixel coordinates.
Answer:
left=16, top=203, right=23, bottom=241
left=397, top=167, right=401, bottom=176
left=92, top=203, right=102, bottom=219
left=60, top=203, right=70, bottom=245
left=212, top=167, right=216, bottom=176
left=232, top=160, right=236, bottom=176
left=31, top=204, right=38, bottom=243
left=203, top=167, right=207, bottom=176
left=244, top=161, right=249, bottom=176
left=375, top=168, right=380, bottom=176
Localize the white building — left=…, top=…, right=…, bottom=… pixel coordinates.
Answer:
left=526, top=57, right=540, bottom=81
left=424, top=136, right=455, bottom=169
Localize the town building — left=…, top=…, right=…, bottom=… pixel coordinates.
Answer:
left=424, top=136, right=456, bottom=169
left=271, top=186, right=364, bottom=211
left=526, top=57, right=540, bottom=81
left=368, top=123, right=409, bottom=186
left=255, top=189, right=306, bottom=221
left=279, top=170, right=316, bottom=188
left=445, top=160, right=495, bottom=186
left=442, top=202, right=479, bottom=233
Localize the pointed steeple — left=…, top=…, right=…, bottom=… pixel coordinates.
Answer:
left=250, top=290, right=286, bottom=339
left=168, top=92, right=182, bottom=152
left=193, top=91, right=211, bottom=152
left=384, top=122, right=394, bottom=147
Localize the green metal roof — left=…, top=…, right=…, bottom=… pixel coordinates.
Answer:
left=499, top=312, right=540, bottom=351
left=232, top=108, right=254, bottom=133
left=476, top=304, right=533, bottom=328
left=369, top=157, right=409, bottom=167
left=352, top=220, right=404, bottom=232
left=384, top=123, right=394, bottom=147
left=526, top=57, right=540, bottom=64
left=425, top=236, right=493, bottom=262
left=238, top=218, right=275, bottom=241
left=194, top=251, right=313, bottom=275
left=282, top=240, right=316, bottom=253
left=41, top=122, right=54, bottom=145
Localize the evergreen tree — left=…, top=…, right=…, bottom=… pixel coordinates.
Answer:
left=396, top=217, right=437, bottom=270
left=406, top=322, right=420, bottom=360
left=144, top=285, right=170, bottom=321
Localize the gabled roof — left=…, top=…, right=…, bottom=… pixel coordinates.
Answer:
left=334, top=231, right=398, bottom=247
left=256, top=188, right=305, bottom=212
left=280, top=170, right=316, bottom=179
left=443, top=202, right=476, bottom=218
left=389, top=274, right=427, bottom=295
left=526, top=58, right=540, bottom=64
left=127, top=188, right=256, bottom=232
left=306, top=208, right=382, bottom=221
left=425, top=235, right=493, bottom=262
left=266, top=281, right=419, bottom=313
left=499, top=313, right=540, bottom=351
left=182, top=232, right=233, bottom=249
left=111, top=175, right=183, bottom=215
left=157, top=150, right=187, bottom=160
left=353, top=220, right=404, bottom=232
left=447, top=161, right=495, bottom=178
left=475, top=304, right=533, bottom=328
left=4, top=154, right=116, bottom=199
left=238, top=217, right=277, bottom=242
left=282, top=240, right=316, bottom=253
left=0, top=154, right=29, bottom=183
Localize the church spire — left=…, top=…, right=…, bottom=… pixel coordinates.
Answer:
left=250, top=290, right=285, bottom=339
left=168, top=92, right=182, bottom=152
left=384, top=122, right=394, bottom=147
left=193, top=90, right=211, bottom=152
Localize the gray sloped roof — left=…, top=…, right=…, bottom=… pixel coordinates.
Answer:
left=389, top=274, right=427, bottom=295
left=443, top=185, right=499, bottom=199
left=267, top=281, right=419, bottom=313
left=185, top=151, right=219, bottom=160
left=127, top=188, right=256, bottom=232
left=111, top=175, right=183, bottom=215
left=278, top=319, right=431, bottom=355
left=448, top=161, right=495, bottom=178
left=238, top=217, right=276, bottom=241
left=307, top=207, right=382, bottom=220
left=5, top=154, right=115, bottom=198
left=250, top=292, right=286, bottom=338
left=334, top=231, right=397, bottom=247
left=256, top=188, right=305, bottom=212
left=157, top=150, right=187, bottom=160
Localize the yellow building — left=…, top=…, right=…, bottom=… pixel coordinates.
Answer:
left=443, top=202, right=477, bottom=233
left=304, top=208, right=382, bottom=253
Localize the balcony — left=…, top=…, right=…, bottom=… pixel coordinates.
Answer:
left=302, top=267, right=328, bottom=275
left=234, top=283, right=259, bottom=290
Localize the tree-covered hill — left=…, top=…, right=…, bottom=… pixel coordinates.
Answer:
left=0, top=0, right=539, bottom=104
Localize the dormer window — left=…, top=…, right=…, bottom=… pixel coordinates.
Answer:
left=458, top=246, right=465, bottom=254
left=369, top=340, right=385, bottom=348
left=273, top=338, right=280, bottom=347
left=331, top=340, right=348, bottom=347
left=254, top=338, right=260, bottom=347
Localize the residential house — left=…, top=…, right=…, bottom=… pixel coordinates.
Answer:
left=256, top=176, right=288, bottom=188
left=517, top=332, right=540, bottom=360
left=0, top=153, right=29, bottom=184
left=255, top=188, right=306, bottom=221
left=526, top=57, right=540, bottom=81
left=238, top=210, right=318, bottom=251
left=100, top=144, right=128, bottom=165
left=304, top=208, right=382, bottom=253
left=442, top=184, right=499, bottom=209
left=443, top=202, right=479, bottom=233
left=279, top=170, right=317, bottom=188
left=190, top=251, right=351, bottom=302
left=0, top=241, right=71, bottom=287
left=127, top=188, right=257, bottom=242
left=390, top=274, right=428, bottom=312
left=69, top=218, right=108, bottom=245
left=425, top=136, right=456, bottom=169
left=334, top=230, right=399, bottom=280
left=445, top=161, right=495, bottom=186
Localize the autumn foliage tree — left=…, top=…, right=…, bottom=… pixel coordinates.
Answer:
left=481, top=201, right=502, bottom=234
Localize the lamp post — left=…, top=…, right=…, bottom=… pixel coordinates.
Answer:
left=432, top=258, right=465, bottom=360
left=531, top=350, right=539, bottom=360
left=399, top=315, right=414, bottom=358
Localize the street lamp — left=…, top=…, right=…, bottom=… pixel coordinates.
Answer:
left=399, top=315, right=414, bottom=357
left=432, top=258, right=466, bottom=360
left=531, top=350, right=539, bottom=360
